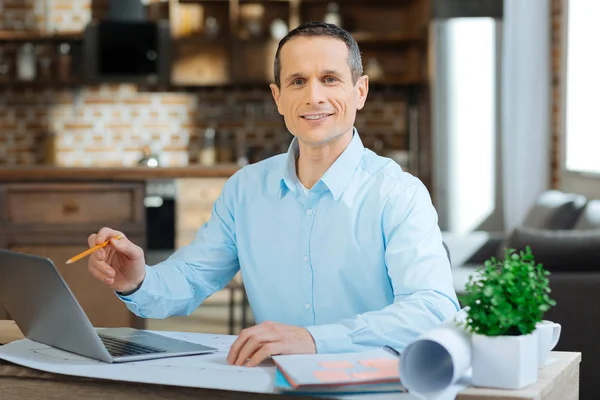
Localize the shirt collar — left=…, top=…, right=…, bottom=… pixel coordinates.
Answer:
left=280, top=128, right=365, bottom=201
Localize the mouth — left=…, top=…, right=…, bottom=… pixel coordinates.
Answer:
left=300, top=113, right=334, bottom=121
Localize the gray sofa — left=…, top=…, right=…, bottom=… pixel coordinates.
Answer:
left=447, top=190, right=600, bottom=400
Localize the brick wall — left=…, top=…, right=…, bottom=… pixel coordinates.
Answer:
left=1, top=0, right=98, bottom=32
left=0, top=84, right=407, bottom=167
left=0, top=0, right=409, bottom=167
left=550, top=0, right=562, bottom=188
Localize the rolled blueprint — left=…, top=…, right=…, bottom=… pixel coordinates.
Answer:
left=399, top=309, right=472, bottom=397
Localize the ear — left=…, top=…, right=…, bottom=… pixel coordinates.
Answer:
left=355, top=75, right=369, bottom=111
left=270, top=83, right=284, bottom=115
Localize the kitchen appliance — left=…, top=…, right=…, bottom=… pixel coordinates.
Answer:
left=144, top=180, right=177, bottom=266
left=83, top=0, right=171, bottom=85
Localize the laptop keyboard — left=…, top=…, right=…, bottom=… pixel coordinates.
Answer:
left=99, top=334, right=166, bottom=357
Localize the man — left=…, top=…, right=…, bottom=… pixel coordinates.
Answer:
left=87, top=22, right=459, bottom=368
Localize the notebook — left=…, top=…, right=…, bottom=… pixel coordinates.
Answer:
left=272, top=349, right=405, bottom=394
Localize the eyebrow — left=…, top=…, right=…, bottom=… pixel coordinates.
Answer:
left=284, top=73, right=304, bottom=83
left=284, top=70, right=343, bottom=83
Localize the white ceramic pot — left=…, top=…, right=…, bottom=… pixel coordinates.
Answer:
left=471, top=331, right=538, bottom=389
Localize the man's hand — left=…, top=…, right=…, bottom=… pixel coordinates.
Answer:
left=87, top=227, right=146, bottom=294
left=226, top=321, right=316, bottom=367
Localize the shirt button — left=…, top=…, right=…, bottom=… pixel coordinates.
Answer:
left=305, top=303, right=311, bottom=310
left=304, top=255, right=309, bottom=262
left=306, top=209, right=313, bottom=215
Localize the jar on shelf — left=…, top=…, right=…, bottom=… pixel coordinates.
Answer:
left=199, top=127, right=216, bottom=166
left=42, top=132, right=58, bottom=165
left=270, top=19, right=288, bottom=40
left=57, top=43, right=71, bottom=81
left=239, top=4, right=265, bottom=39
left=324, top=2, right=342, bottom=27
left=218, top=131, right=233, bottom=164
left=365, top=58, right=384, bottom=81
left=16, top=43, right=36, bottom=81
left=37, top=45, right=52, bottom=79
left=0, top=47, right=12, bottom=79
left=204, top=17, right=220, bottom=39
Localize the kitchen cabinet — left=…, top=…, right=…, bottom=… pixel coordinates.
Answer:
left=170, top=0, right=431, bottom=86
left=0, top=181, right=146, bottom=329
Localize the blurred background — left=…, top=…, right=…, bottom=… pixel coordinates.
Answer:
left=0, top=0, right=599, bottom=397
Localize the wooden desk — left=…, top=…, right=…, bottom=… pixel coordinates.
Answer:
left=0, top=321, right=581, bottom=400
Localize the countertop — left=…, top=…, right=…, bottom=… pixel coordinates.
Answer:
left=0, top=165, right=240, bottom=181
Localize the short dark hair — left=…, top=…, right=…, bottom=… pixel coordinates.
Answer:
left=273, top=22, right=363, bottom=88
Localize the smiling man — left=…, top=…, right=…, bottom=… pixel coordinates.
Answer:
left=86, top=22, right=459, bottom=367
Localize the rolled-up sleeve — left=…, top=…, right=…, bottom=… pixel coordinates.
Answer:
left=117, top=175, right=241, bottom=319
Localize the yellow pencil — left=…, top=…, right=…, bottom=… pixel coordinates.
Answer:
left=66, top=234, right=123, bottom=264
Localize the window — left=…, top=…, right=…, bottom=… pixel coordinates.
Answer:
left=563, top=0, right=600, bottom=175
left=433, top=18, right=499, bottom=233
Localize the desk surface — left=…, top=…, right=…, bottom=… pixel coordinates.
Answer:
left=0, top=321, right=581, bottom=400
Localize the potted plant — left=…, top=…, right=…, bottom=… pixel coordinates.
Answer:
left=460, top=246, right=556, bottom=389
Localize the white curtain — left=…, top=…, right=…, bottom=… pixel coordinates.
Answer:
left=501, top=0, right=552, bottom=231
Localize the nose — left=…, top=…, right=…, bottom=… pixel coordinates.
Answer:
left=305, top=80, right=326, bottom=106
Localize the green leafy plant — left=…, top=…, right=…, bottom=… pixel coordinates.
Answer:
left=459, top=246, right=556, bottom=336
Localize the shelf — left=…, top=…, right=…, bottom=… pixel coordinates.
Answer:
left=0, top=165, right=241, bottom=181
left=174, top=35, right=233, bottom=44
left=179, top=0, right=291, bottom=2
left=173, top=33, right=421, bottom=45
left=299, top=0, right=413, bottom=4
left=300, top=0, right=407, bottom=2
left=370, top=76, right=426, bottom=86
left=169, top=76, right=425, bottom=88
left=174, top=35, right=281, bottom=44
left=178, top=0, right=230, bottom=2
left=179, top=0, right=407, bottom=2
left=351, top=31, right=425, bottom=44
left=0, top=31, right=83, bottom=42
left=0, top=78, right=83, bottom=87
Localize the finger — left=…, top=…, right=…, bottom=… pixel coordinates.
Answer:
left=89, top=259, right=115, bottom=279
left=96, top=227, right=125, bottom=244
left=105, top=247, right=115, bottom=265
left=90, top=247, right=108, bottom=265
left=94, top=248, right=105, bottom=260
left=234, top=332, right=279, bottom=366
left=88, top=262, right=115, bottom=285
left=227, top=324, right=266, bottom=364
left=108, top=236, right=144, bottom=260
left=246, top=343, right=281, bottom=367
left=88, top=233, right=97, bottom=248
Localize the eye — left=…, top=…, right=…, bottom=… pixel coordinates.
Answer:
left=291, top=78, right=305, bottom=86
left=324, top=76, right=338, bottom=84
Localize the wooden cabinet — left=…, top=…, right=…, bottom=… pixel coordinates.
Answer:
left=4, top=183, right=142, bottom=226
left=0, top=182, right=146, bottom=329
left=169, top=0, right=431, bottom=86
left=168, top=0, right=433, bottom=189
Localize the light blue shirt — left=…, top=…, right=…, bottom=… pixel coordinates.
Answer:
left=119, top=129, right=459, bottom=353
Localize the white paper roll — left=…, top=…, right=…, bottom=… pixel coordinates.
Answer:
left=399, top=309, right=472, bottom=398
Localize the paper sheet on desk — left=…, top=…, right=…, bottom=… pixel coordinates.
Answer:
left=0, top=331, right=276, bottom=394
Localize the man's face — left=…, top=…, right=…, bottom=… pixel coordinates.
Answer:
left=270, top=37, right=369, bottom=147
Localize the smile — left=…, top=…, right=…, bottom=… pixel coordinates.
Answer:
left=301, top=113, right=333, bottom=121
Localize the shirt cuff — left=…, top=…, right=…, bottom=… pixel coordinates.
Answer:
left=305, top=324, right=355, bottom=354
left=114, top=265, right=157, bottom=315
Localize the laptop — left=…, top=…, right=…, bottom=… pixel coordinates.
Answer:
left=0, top=249, right=217, bottom=363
